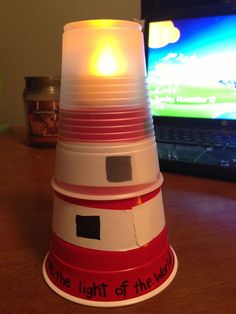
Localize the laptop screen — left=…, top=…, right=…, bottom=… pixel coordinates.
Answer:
left=145, top=9, right=236, bottom=121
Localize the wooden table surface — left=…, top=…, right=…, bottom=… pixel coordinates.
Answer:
left=1, top=128, right=236, bottom=314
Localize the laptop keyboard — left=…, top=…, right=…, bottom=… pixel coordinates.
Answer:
left=156, top=127, right=236, bottom=149
left=155, top=126, right=236, bottom=180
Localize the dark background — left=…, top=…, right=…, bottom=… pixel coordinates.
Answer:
left=141, top=0, right=235, bottom=18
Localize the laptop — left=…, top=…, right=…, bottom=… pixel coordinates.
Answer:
left=144, top=3, right=236, bottom=181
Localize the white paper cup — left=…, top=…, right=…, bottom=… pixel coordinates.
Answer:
left=52, top=187, right=166, bottom=251
left=43, top=187, right=177, bottom=306
left=52, top=173, right=163, bottom=201
left=54, top=138, right=161, bottom=198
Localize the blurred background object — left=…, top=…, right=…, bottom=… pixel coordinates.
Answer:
left=23, top=76, right=60, bottom=147
left=0, top=73, right=12, bottom=133
left=0, top=0, right=140, bottom=127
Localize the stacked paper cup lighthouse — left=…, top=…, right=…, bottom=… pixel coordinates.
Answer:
left=43, top=19, right=177, bottom=307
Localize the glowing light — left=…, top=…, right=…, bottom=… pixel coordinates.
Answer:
left=89, top=19, right=118, bottom=28
left=96, top=46, right=119, bottom=76
left=90, top=38, right=126, bottom=76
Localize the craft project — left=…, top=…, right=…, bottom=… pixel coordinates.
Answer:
left=43, top=19, right=177, bottom=307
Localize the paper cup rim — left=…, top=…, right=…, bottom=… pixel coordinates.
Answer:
left=51, top=174, right=163, bottom=201
left=42, top=247, right=177, bottom=307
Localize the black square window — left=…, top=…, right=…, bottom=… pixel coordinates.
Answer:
left=76, top=215, right=100, bottom=240
left=106, top=156, right=132, bottom=182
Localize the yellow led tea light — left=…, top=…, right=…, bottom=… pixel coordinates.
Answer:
left=62, top=19, right=146, bottom=78
left=89, top=37, right=126, bottom=76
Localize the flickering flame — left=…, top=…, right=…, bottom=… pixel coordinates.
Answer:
left=90, top=38, right=126, bottom=76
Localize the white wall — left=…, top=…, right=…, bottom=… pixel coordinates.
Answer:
left=0, top=0, right=140, bottom=126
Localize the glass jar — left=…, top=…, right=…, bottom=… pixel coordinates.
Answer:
left=23, top=76, right=60, bottom=147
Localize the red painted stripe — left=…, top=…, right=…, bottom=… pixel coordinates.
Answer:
left=58, top=122, right=153, bottom=134
left=55, top=187, right=160, bottom=210
left=50, top=225, right=168, bottom=271
left=59, top=108, right=150, bottom=120
left=45, top=229, right=176, bottom=301
left=53, top=178, right=161, bottom=199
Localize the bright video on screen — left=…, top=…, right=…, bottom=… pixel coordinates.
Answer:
left=147, top=14, right=236, bottom=120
